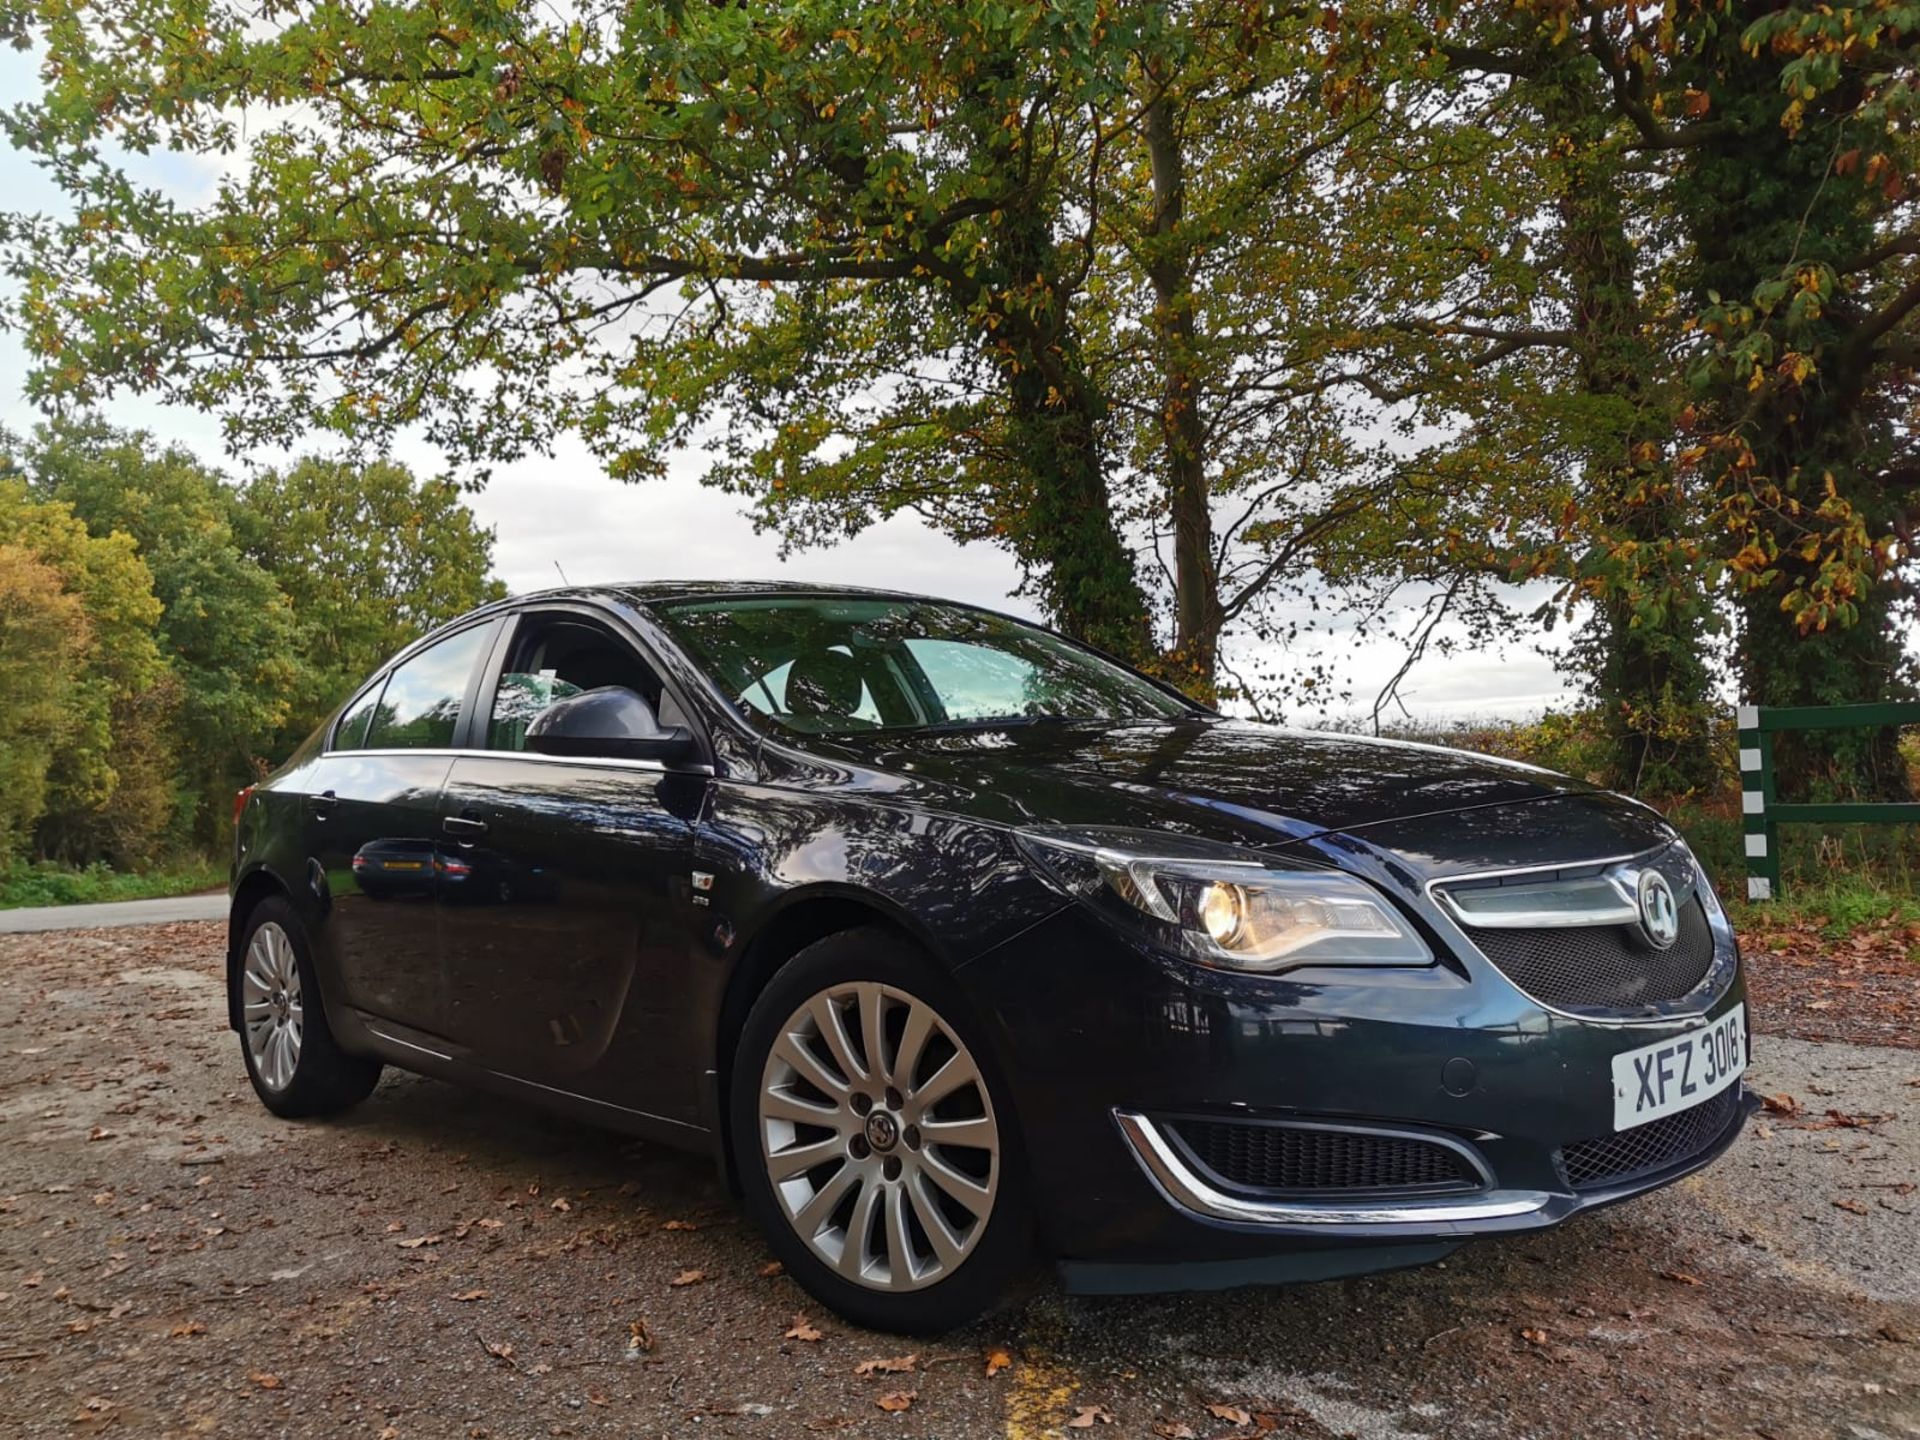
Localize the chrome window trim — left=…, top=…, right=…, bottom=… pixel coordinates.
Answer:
left=1114, top=1111, right=1550, bottom=1227
left=322, top=746, right=712, bottom=777
left=1424, top=842, right=1737, bottom=1028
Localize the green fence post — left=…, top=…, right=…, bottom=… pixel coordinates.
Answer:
left=1737, top=704, right=1781, bottom=901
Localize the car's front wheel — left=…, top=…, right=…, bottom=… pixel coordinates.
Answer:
left=730, top=928, right=1029, bottom=1333
left=236, top=896, right=382, bottom=1118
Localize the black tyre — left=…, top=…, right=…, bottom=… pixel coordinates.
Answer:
left=235, top=896, right=382, bottom=1118
left=730, top=927, right=1030, bottom=1334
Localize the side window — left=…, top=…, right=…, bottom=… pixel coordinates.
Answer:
left=485, top=615, right=688, bottom=752
left=333, top=681, right=386, bottom=752
left=489, top=671, right=586, bottom=751
left=364, top=625, right=492, bottom=751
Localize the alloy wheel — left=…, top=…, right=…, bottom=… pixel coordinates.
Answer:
left=758, top=981, right=999, bottom=1293
left=242, top=921, right=304, bottom=1091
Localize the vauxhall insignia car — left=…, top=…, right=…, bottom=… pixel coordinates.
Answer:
left=227, top=582, right=1753, bottom=1332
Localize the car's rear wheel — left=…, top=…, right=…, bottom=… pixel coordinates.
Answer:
left=236, top=896, right=382, bottom=1118
left=730, top=928, right=1029, bottom=1333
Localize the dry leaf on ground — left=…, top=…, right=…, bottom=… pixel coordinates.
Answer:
left=854, top=1355, right=917, bottom=1376
left=1206, top=1402, right=1252, bottom=1425
left=874, top=1391, right=915, bottom=1413
left=985, top=1346, right=1012, bottom=1377
left=669, top=1269, right=706, bottom=1287
left=1067, top=1403, right=1116, bottom=1427
left=785, top=1314, right=824, bottom=1342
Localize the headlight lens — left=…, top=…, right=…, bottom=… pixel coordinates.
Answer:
left=1014, top=826, right=1432, bottom=974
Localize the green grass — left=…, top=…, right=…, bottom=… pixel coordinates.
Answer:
left=1665, top=797, right=1920, bottom=940
left=0, top=857, right=226, bottom=910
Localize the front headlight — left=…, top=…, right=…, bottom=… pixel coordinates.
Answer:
left=1014, top=825, right=1433, bottom=974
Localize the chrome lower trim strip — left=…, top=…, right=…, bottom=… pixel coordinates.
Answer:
left=1114, top=1111, right=1551, bottom=1227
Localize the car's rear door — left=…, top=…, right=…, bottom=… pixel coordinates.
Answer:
left=303, top=619, right=498, bottom=1045
left=434, top=606, right=711, bottom=1121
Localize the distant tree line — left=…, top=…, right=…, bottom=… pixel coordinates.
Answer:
left=0, top=420, right=505, bottom=866
left=2, top=0, right=1915, bottom=799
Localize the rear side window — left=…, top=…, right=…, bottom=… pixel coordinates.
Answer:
left=333, top=684, right=385, bottom=751
left=364, top=625, right=492, bottom=751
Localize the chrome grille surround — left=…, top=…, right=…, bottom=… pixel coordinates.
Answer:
left=1428, top=842, right=1738, bottom=1021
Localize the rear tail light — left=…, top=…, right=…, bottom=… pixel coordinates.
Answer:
left=232, top=785, right=256, bottom=827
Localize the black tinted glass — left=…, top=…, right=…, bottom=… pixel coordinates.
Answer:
left=333, top=685, right=383, bottom=751
left=364, top=624, right=491, bottom=750
left=654, top=596, right=1190, bottom=736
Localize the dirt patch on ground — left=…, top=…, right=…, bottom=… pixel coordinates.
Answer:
left=1740, top=916, right=1919, bottom=1050
left=1, top=921, right=1916, bottom=1439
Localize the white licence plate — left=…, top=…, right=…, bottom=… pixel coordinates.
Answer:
left=1610, top=1004, right=1747, bottom=1132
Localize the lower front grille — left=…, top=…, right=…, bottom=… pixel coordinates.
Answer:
left=1463, top=897, right=1718, bottom=1012
left=1166, top=1117, right=1482, bottom=1197
left=1558, top=1086, right=1743, bottom=1191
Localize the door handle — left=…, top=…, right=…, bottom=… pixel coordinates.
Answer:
left=309, top=790, right=339, bottom=819
left=442, top=814, right=488, bottom=838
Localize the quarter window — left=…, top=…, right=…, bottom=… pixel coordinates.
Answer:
left=364, top=625, right=491, bottom=751
left=333, top=683, right=384, bottom=752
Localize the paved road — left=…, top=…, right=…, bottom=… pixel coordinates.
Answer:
left=0, top=920, right=1915, bottom=1439
left=0, top=890, right=226, bottom=934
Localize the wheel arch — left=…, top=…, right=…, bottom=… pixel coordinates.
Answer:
left=226, top=864, right=295, bottom=1032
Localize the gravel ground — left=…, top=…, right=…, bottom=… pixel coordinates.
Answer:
left=1, top=921, right=1916, bottom=1440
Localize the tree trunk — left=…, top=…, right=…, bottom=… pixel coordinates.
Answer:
left=1543, top=62, right=1717, bottom=794
left=1142, top=87, right=1223, bottom=694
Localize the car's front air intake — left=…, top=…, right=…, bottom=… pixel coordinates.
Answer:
left=1557, top=1086, right=1743, bottom=1190
left=1460, top=898, right=1717, bottom=1011
left=1166, top=1117, right=1482, bottom=1197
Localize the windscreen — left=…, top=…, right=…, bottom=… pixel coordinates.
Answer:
left=653, top=595, right=1193, bottom=736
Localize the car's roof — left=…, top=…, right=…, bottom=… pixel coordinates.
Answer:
left=524, top=580, right=957, bottom=609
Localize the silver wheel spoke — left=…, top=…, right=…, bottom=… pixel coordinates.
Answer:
left=921, top=1115, right=995, bottom=1151
left=838, top=1177, right=882, bottom=1280
left=921, top=1150, right=993, bottom=1219
left=911, top=1050, right=978, bottom=1112
left=766, top=1134, right=845, bottom=1182
left=808, top=996, right=865, bottom=1086
left=892, top=1004, right=934, bottom=1091
left=856, top=984, right=889, bottom=1086
left=772, top=1033, right=848, bottom=1102
left=906, top=1172, right=965, bottom=1269
left=882, top=1183, right=917, bottom=1286
left=792, top=1160, right=860, bottom=1238
left=758, top=979, right=999, bottom=1295
left=762, top=1087, right=840, bottom=1128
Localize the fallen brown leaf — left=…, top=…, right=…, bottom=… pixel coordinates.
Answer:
left=1520, top=1327, right=1551, bottom=1346
left=785, top=1314, right=824, bottom=1342
left=168, top=1321, right=204, bottom=1338
left=550, top=1197, right=572, bottom=1213
left=1152, top=1423, right=1198, bottom=1439
left=248, top=1371, right=282, bottom=1390
left=1656, top=1270, right=1703, bottom=1286
left=985, top=1346, right=1013, bottom=1378
left=627, top=1319, right=655, bottom=1355
left=662, top=1219, right=700, bottom=1231
left=451, top=1289, right=489, bottom=1302
left=396, top=1234, right=443, bottom=1249
left=1067, top=1404, right=1116, bottom=1428
left=479, top=1335, right=515, bottom=1365
left=669, top=1269, right=707, bottom=1288
left=1833, top=1198, right=1871, bottom=1215
left=874, top=1391, right=915, bottom=1413
left=854, top=1355, right=918, bottom=1376
left=1761, top=1093, right=1801, bottom=1118
left=1206, top=1402, right=1252, bottom=1425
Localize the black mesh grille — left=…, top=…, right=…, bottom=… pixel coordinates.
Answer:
left=1168, top=1118, right=1481, bottom=1196
left=1462, top=898, right=1716, bottom=1012
left=1558, top=1086, right=1742, bottom=1190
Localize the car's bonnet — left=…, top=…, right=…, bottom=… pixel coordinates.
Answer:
left=813, top=717, right=1597, bottom=844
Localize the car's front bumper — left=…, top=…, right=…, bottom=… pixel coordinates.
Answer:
left=957, top=901, right=1753, bottom=1290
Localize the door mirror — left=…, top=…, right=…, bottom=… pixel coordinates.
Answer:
left=525, top=686, right=696, bottom=764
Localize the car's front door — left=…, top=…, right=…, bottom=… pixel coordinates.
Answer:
left=434, top=608, right=710, bottom=1119
left=305, top=619, right=497, bottom=1044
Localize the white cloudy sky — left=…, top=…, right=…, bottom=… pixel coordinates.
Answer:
left=0, top=48, right=1573, bottom=724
